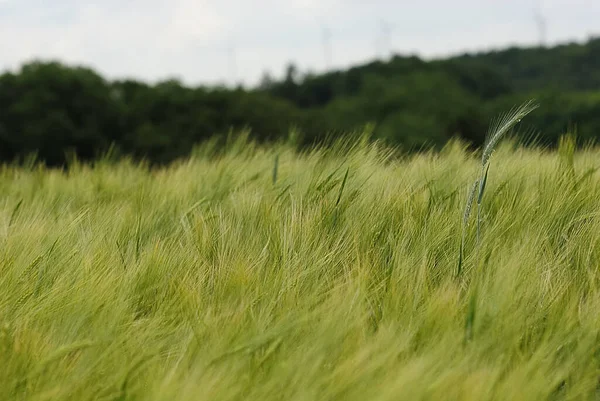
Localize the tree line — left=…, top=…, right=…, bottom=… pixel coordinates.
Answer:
left=1, top=37, right=599, bottom=166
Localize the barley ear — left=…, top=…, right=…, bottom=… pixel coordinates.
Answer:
left=272, top=154, right=279, bottom=185
left=464, top=288, right=477, bottom=344
left=335, top=168, right=349, bottom=207
left=481, top=99, right=538, bottom=166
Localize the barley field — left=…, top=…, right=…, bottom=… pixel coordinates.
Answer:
left=2, top=130, right=600, bottom=400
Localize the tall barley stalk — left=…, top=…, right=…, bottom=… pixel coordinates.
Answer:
left=457, top=180, right=479, bottom=278
left=457, top=100, right=538, bottom=277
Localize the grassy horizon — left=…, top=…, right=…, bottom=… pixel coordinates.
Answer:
left=2, top=134, right=600, bottom=400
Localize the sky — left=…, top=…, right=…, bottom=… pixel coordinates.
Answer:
left=0, top=0, right=598, bottom=87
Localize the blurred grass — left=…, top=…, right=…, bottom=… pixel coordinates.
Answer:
left=1, top=134, right=600, bottom=400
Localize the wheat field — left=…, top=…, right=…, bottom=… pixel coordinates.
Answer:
left=1, top=133, right=600, bottom=400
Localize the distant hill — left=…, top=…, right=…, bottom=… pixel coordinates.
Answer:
left=452, top=37, right=600, bottom=92
left=1, top=37, right=599, bottom=165
left=260, top=36, right=600, bottom=149
left=263, top=36, right=600, bottom=103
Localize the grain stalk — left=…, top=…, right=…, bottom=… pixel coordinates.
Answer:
left=458, top=100, right=538, bottom=277
left=457, top=180, right=479, bottom=277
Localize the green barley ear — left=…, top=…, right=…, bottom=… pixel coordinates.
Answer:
left=482, top=100, right=539, bottom=167
left=475, top=99, right=538, bottom=248
left=335, top=168, right=349, bottom=207
left=272, top=153, right=279, bottom=185
left=558, top=131, right=576, bottom=177
left=464, top=288, right=477, bottom=345
left=9, top=199, right=23, bottom=228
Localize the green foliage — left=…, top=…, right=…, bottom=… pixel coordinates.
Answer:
left=2, top=137, right=600, bottom=399
left=1, top=38, right=600, bottom=165
left=266, top=37, right=600, bottom=151
left=453, top=38, right=600, bottom=92
left=0, top=64, right=313, bottom=166
left=0, top=61, right=121, bottom=164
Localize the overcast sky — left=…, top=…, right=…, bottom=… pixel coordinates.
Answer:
left=0, top=0, right=598, bottom=87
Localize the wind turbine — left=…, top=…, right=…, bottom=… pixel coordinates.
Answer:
left=533, top=4, right=547, bottom=47
left=226, top=39, right=238, bottom=86
left=321, top=24, right=332, bottom=71
left=375, top=18, right=393, bottom=60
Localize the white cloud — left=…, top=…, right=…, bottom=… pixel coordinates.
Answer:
left=0, top=0, right=597, bottom=86
left=162, top=0, right=229, bottom=47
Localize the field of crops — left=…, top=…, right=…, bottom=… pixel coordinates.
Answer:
left=2, top=129, right=600, bottom=400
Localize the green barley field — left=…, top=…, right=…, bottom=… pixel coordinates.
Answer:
left=2, top=127, right=600, bottom=400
